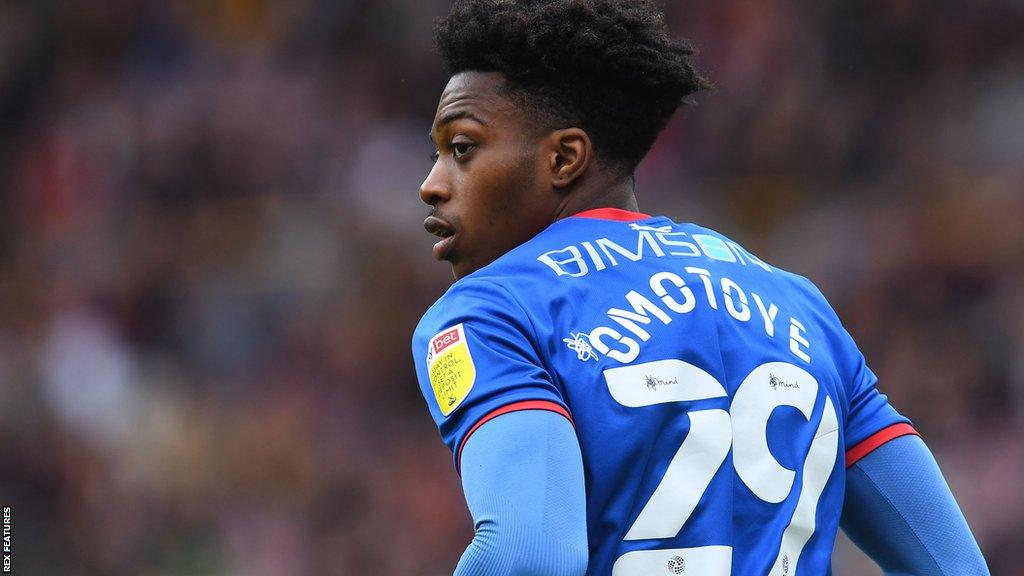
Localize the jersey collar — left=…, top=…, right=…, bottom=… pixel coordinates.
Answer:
left=571, top=207, right=652, bottom=222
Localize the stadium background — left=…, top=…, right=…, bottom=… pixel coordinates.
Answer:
left=1, top=0, right=1021, bottom=574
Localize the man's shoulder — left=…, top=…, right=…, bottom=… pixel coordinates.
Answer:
left=678, top=221, right=835, bottom=306
left=413, top=275, right=532, bottom=346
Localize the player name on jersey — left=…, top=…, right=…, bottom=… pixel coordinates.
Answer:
left=539, top=225, right=812, bottom=366
left=573, top=267, right=812, bottom=365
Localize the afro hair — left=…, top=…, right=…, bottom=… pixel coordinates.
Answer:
left=435, top=0, right=709, bottom=173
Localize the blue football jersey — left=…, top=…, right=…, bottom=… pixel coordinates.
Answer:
left=412, top=208, right=915, bottom=576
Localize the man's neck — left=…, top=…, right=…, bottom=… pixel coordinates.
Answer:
left=552, top=174, right=638, bottom=221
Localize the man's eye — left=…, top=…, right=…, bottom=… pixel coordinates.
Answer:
left=429, top=150, right=440, bottom=162
left=452, top=141, right=475, bottom=159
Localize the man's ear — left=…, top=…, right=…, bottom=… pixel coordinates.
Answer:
left=547, top=128, right=591, bottom=190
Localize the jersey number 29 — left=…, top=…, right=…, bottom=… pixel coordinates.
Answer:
left=605, top=361, right=839, bottom=576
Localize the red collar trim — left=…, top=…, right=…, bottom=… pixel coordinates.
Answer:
left=571, top=207, right=652, bottom=222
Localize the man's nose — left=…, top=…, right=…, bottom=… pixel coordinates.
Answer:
left=419, top=160, right=451, bottom=206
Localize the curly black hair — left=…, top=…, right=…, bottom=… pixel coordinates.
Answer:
left=435, top=0, right=709, bottom=173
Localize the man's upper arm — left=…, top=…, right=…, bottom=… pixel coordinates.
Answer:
left=454, top=409, right=588, bottom=576
left=841, top=434, right=990, bottom=575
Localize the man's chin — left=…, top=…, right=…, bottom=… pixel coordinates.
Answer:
left=450, top=255, right=482, bottom=280
left=449, top=249, right=508, bottom=279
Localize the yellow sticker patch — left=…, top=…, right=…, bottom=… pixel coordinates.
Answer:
left=426, top=323, right=476, bottom=416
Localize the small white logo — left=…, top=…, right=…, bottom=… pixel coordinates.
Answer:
left=667, top=555, right=686, bottom=574
left=563, top=331, right=599, bottom=362
left=630, top=222, right=672, bottom=232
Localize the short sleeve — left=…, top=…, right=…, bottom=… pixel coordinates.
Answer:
left=412, top=279, right=572, bottom=472
left=797, top=277, right=918, bottom=467
left=842, top=344, right=916, bottom=464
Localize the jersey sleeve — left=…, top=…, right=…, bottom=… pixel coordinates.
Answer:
left=412, top=279, right=572, bottom=472
left=839, top=340, right=918, bottom=466
left=798, top=277, right=918, bottom=466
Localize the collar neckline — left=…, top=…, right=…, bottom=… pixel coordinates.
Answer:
left=570, top=207, right=652, bottom=222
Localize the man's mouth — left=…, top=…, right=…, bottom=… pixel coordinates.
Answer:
left=423, top=215, right=456, bottom=260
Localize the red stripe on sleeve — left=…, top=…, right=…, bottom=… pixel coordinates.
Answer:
left=845, top=423, right=920, bottom=468
left=456, top=400, right=574, bottom=474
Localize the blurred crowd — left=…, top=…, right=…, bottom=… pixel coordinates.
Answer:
left=0, top=1, right=1021, bottom=574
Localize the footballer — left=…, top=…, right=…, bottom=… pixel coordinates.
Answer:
left=411, top=1, right=990, bottom=575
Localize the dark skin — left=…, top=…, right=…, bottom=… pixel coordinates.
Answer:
left=421, top=71, right=639, bottom=279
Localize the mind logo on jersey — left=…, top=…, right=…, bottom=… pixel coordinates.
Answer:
left=426, top=324, right=476, bottom=416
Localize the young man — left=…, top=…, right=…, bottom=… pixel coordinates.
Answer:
left=412, top=1, right=990, bottom=574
